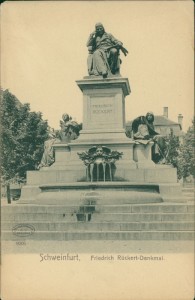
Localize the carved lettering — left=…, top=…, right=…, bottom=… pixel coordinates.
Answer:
left=92, top=103, right=113, bottom=114
left=92, top=104, right=112, bottom=108
left=93, top=109, right=112, bottom=114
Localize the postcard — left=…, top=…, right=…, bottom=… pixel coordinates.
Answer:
left=1, top=1, right=194, bottom=300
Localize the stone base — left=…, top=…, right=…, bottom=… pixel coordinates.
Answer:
left=20, top=138, right=181, bottom=204
left=20, top=179, right=182, bottom=204
left=22, top=165, right=178, bottom=186
left=20, top=182, right=162, bottom=204
left=49, top=140, right=137, bottom=177
left=19, top=76, right=182, bottom=204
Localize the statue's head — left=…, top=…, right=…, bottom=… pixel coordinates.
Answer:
left=55, top=130, right=61, bottom=139
left=146, top=112, right=154, bottom=123
left=48, top=130, right=56, bottom=139
left=62, top=113, right=70, bottom=122
left=95, top=23, right=105, bottom=37
left=96, top=146, right=104, bottom=156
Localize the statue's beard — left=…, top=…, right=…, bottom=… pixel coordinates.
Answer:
left=96, top=31, right=104, bottom=37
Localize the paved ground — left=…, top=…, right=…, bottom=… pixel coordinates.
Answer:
left=2, top=239, right=194, bottom=254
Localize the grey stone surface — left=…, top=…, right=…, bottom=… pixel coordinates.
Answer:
left=2, top=199, right=194, bottom=242
left=3, top=221, right=194, bottom=232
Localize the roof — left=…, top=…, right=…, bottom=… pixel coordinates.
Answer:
left=126, top=115, right=181, bottom=128
left=153, top=115, right=180, bottom=127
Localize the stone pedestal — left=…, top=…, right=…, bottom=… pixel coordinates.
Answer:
left=50, top=144, right=70, bottom=168
left=50, top=77, right=137, bottom=174
left=76, top=77, right=130, bottom=141
left=133, top=142, right=155, bottom=168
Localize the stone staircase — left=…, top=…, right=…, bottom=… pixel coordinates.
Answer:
left=2, top=200, right=194, bottom=241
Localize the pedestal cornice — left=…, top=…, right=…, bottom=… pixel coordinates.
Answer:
left=76, top=77, right=131, bottom=97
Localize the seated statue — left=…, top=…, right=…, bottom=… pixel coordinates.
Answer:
left=59, top=113, right=80, bottom=142
left=132, top=112, right=167, bottom=164
left=38, top=114, right=81, bottom=169
left=86, top=23, right=128, bottom=78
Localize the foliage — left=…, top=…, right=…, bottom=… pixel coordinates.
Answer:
left=164, top=120, right=195, bottom=180
left=1, top=89, right=49, bottom=184
left=178, top=119, right=195, bottom=179
left=164, top=130, right=182, bottom=178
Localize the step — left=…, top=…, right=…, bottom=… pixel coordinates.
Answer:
left=2, top=203, right=194, bottom=214
left=91, top=213, right=195, bottom=222
left=2, top=221, right=194, bottom=232
left=2, top=212, right=194, bottom=222
left=182, top=193, right=194, bottom=198
left=2, top=230, right=194, bottom=241
left=18, top=196, right=163, bottom=205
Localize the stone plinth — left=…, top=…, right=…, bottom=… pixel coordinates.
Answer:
left=133, top=141, right=155, bottom=168
left=76, top=77, right=130, bottom=141
left=50, top=143, right=70, bottom=168
left=20, top=165, right=181, bottom=203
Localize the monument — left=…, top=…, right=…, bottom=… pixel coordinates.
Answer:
left=19, top=22, right=181, bottom=205
left=3, top=23, right=192, bottom=242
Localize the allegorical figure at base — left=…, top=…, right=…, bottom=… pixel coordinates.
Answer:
left=132, top=112, right=167, bottom=164
left=38, top=114, right=81, bottom=169
left=87, top=22, right=128, bottom=78
left=59, top=113, right=80, bottom=142
left=37, top=130, right=60, bottom=169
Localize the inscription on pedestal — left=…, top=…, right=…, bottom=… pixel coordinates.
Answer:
left=92, top=103, right=113, bottom=114
left=77, top=78, right=130, bottom=133
left=90, top=97, right=115, bottom=124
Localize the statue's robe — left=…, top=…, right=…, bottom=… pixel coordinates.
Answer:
left=132, top=116, right=167, bottom=163
left=87, top=32, right=122, bottom=76
left=39, top=138, right=57, bottom=167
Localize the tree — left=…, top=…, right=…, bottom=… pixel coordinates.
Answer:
left=164, top=129, right=182, bottom=179
left=1, top=90, right=49, bottom=198
left=178, top=119, right=195, bottom=180
left=164, top=120, right=195, bottom=181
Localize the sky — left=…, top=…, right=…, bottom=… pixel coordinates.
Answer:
left=1, top=1, right=194, bottom=131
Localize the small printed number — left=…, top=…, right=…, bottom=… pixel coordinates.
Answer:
left=16, top=241, right=26, bottom=245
